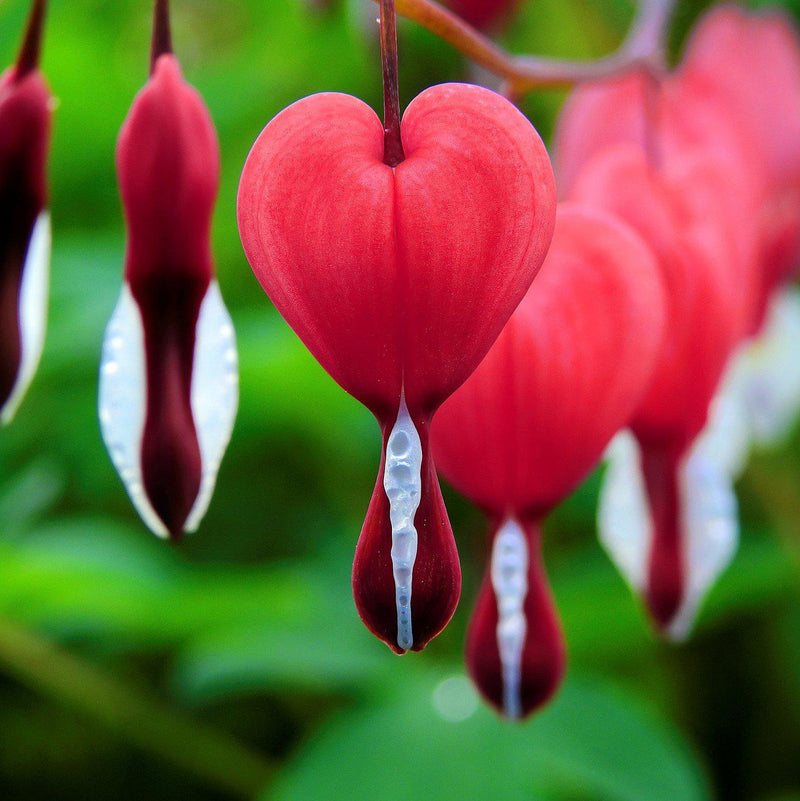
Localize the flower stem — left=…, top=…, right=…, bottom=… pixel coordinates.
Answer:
left=377, top=0, right=676, bottom=94
left=0, top=615, right=275, bottom=798
left=151, top=0, right=173, bottom=74
left=380, top=0, right=405, bottom=167
left=16, top=0, right=47, bottom=77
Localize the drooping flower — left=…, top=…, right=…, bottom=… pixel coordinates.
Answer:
left=554, top=8, right=800, bottom=636
left=432, top=204, right=665, bottom=716
left=568, top=144, right=744, bottom=638
left=238, top=76, right=556, bottom=651
left=99, top=0, right=239, bottom=541
left=0, top=0, right=52, bottom=425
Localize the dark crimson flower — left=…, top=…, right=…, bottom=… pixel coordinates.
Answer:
left=432, top=204, right=665, bottom=716
left=99, top=0, right=238, bottom=541
left=237, top=83, right=556, bottom=653
left=0, top=0, right=51, bottom=425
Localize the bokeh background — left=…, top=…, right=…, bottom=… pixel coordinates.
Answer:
left=1, top=0, right=799, bottom=798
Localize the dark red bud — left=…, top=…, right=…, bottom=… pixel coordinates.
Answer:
left=101, top=15, right=237, bottom=542
left=0, top=0, right=52, bottom=424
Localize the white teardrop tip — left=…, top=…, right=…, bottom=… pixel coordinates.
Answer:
left=491, top=517, right=529, bottom=720
left=1, top=211, right=51, bottom=425
left=383, top=395, right=422, bottom=652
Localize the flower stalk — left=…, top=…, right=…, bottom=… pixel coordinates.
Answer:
left=380, top=0, right=405, bottom=166
left=375, top=0, right=676, bottom=93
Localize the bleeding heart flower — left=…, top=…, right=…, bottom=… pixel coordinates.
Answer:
left=569, top=145, right=743, bottom=636
left=237, top=81, right=556, bottom=652
left=432, top=204, right=665, bottom=716
left=0, top=0, right=51, bottom=425
left=681, top=3, right=800, bottom=317
left=99, top=0, right=239, bottom=542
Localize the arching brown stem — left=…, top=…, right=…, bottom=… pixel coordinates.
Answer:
left=375, top=0, right=676, bottom=94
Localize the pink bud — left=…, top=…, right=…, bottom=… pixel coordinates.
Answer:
left=99, top=3, right=238, bottom=541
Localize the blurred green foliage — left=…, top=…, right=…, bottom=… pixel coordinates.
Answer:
left=0, top=0, right=799, bottom=799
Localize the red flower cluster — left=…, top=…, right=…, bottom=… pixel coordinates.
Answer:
left=237, top=0, right=800, bottom=718
left=430, top=2, right=800, bottom=717
left=557, top=3, right=800, bottom=643
left=4, top=0, right=800, bottom=725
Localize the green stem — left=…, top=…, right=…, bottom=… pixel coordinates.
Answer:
left=0, top=615, right=275, bottom=798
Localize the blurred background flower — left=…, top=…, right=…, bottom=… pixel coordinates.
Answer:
left=0, top=0, right=798, bottom=799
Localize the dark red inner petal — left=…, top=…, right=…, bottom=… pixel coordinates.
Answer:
left=0, top=180, right=33, bottom=406
left=0, top=77, right=49, bottom=412
left=133, top=276, right=206, bottom=539
left=641, top=443, right=685, bottom=630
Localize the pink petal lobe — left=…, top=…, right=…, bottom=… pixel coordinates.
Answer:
left=570, top=148, right=738, bottom=448
left=433, top=204, right=665, bottom=516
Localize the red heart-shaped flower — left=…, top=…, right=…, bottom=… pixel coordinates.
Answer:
left=433, top=204, right=665, bottom=715
left=238, top=82, right=556, bottom=652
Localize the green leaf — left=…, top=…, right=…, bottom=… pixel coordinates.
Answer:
left=265, top=671, right=710, bottom=801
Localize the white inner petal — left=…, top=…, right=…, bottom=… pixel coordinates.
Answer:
left=598, top=412, right=739, bottom=641
left=735, top=287, right=800, bottom=447
left=490, top=517, right=529, bottom=720
left=184, top=280, right=239, bottom=533
left=98, top=283, right=168, bottom=539
left=383, top=394, right=422, bottom=652
left=1, top=211, right=51, bottom=425
left=597, top=430, right=652, bottom=593
left=667, top=411, right=739, bottom=642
